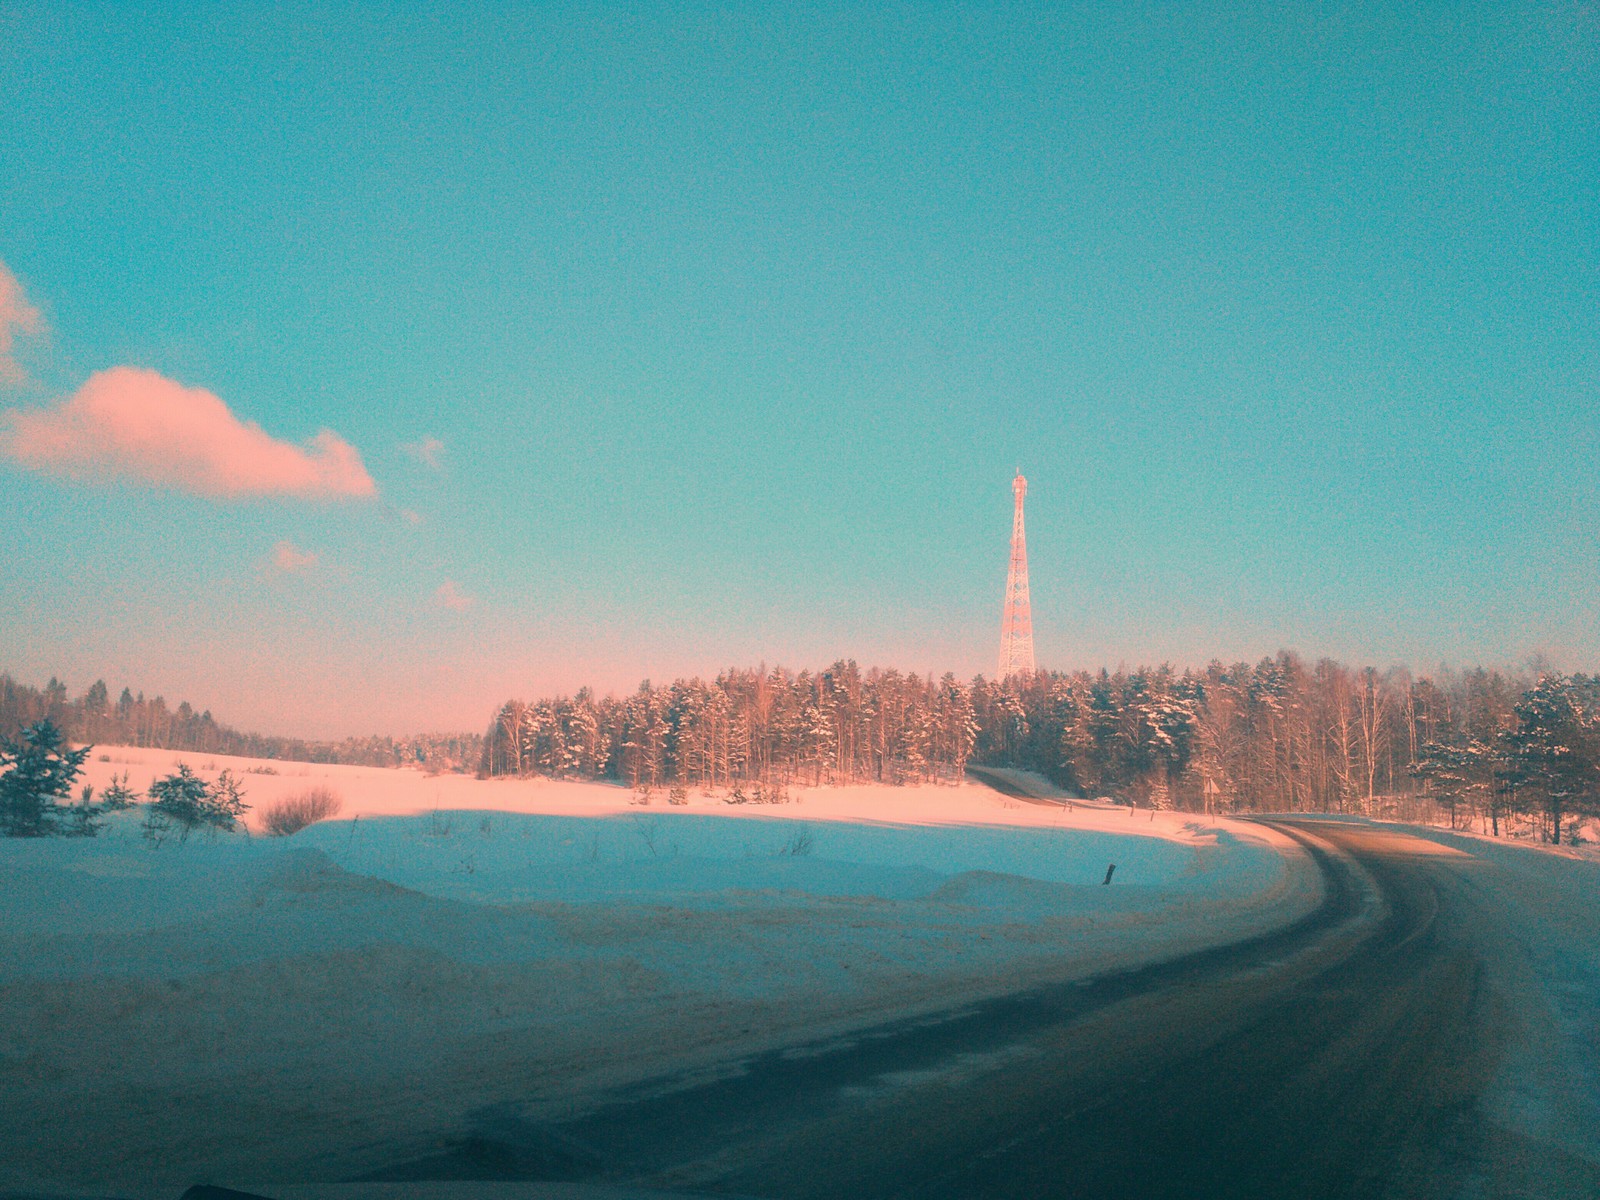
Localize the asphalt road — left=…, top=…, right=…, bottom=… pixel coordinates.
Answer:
left=358, top=820, right=1600, bottom=1199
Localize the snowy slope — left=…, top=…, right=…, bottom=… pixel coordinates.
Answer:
left=0, top=748, right=1320, bottom=1188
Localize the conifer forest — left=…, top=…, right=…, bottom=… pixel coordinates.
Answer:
left=484, top=655, right=1599, bottom=843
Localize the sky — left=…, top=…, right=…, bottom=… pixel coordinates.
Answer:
left=1, top=2, right=1597, bottom=737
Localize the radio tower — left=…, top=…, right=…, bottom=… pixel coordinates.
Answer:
left=998, top=471, right=1036, bottom=679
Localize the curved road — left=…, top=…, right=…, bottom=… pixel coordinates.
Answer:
left=362, top=821, right=1600, bottom=1199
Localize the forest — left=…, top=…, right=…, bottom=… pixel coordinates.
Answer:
left=482, top=655, right=1600, bottom=844
left=0, top=673, right=483, bottom=773
left=6, top=654, right=1596, bottom=844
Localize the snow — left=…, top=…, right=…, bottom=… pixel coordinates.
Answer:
left=1390, top=824, right=1600, bottom=1170
left=7, top=747, right=1591, bottom=1186
left=1439, top=816, right=1600, bottom=864
left=1277, top=814, right=1600, bottom=1174
left=0, top=746, right=1321, bottom=1188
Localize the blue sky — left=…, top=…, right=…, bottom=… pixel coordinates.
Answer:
left=1, top=2, right=1596, bottom=736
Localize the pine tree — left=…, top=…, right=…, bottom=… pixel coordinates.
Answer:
left=1502, top=675, right=1598, bottom=845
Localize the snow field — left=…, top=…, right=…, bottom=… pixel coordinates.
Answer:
left=0, top=747, right=1322, bottom=1187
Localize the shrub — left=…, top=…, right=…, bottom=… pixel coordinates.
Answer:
left=262, top=787, right=343, bottom=836
left=753, top=783, right=790, bottom=805
left=776, top=826, right=814, bottom=857
left=724, top=783, right=789, bottom=806
left=667, top=785, right=689, bottom=806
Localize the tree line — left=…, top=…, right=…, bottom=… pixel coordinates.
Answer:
left=483, top=655, right=1600, bottom=844
left=0, top=672, right=483, bottom=773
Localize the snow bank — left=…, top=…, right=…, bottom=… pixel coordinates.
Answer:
left=0, top=747, right=1321, bottom=1188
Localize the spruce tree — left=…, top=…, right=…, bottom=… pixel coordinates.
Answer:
left=0, top=719, right=94, bottom=837
left=144, top=764, right=250, bottom=843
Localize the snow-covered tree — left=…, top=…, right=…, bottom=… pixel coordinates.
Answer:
left=1411, top=740, right=1495, bottom=831
left=1502, top=675, right=1599, bottom=845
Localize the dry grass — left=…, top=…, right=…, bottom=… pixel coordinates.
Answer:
left=262, top=787, right=343, bottom=836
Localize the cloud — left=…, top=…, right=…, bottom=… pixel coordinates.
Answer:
left=270, top=540, right=318, bottom=573
left=402, top=435, right=446, bottom=470
left=434, top=580, right=473, bottom=611
left=0, top=261, right=44, bottom=386
left=0, top=366, right=376, bottom=498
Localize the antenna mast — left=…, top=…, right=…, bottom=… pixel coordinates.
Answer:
left=998, top=472, right=1036, bottom=679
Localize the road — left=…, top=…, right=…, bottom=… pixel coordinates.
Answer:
left=356, top=820, right=1600, bottom=1199
left=960, top=766, right=1067, bottom=805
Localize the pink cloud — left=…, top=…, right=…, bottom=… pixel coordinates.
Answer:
left=402, top=435, right=446, bottom=469
left=0, top=366, right=376, bottom=498
left=435, top=580, right=473, bottom=611
left=0, top=261, right=44, bottom=386
left=271, top=540, right=318, bottom=573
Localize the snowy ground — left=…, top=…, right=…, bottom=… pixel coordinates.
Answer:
left=1400, top=825, right=1600, bottom=1174
left=1425, top=815, right=1600, bottom=862
left=0, top=747, right=1323, bottom=1188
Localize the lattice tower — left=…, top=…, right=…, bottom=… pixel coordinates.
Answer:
left=998, top=472, right=1036, bottom=679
